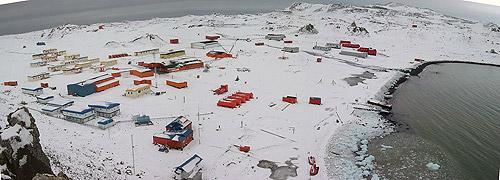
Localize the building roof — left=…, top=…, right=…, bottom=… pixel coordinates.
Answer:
left=166, top=116, right=192, bottom=130
left=174, top=154, right=203, bottom=175
left=42, top=105, right=61, bottom=112
left=153, top=129, right=193, bottom=142
left=96, top=79, right=119, bottom=88
left=62, top=105, right=94, bottom=114
left=126, top=84, right=150, bottom=92
left=36, top=95, right=54, bottom=100
left=161, top=50, right=185, bottom=55
left=22, top=87, right=43, bottom=91
left=88, top=102, right=120, bottom=109
left=46, top=99, right=74, bottom=107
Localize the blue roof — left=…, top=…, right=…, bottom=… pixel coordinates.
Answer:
left=154, top=129, right=193, bottom=142
left=62, top=107, right=94, bottom=114
left=88, top=103, right=120, bottom=109
left=22, top=87, right=43, bottom=91
left=98, top=118, right=113, bottom=125
left=36, top=96, right=54, bottom=100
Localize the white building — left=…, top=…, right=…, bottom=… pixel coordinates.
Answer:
left=36, top=95, right=54, bottom=104
left=88, top=102, right=120, bottom=118
left=97, top=118, right=117, bottom=129
left=313, top=45, right=332, bottom=51
left=125, top=84, right=151, bottom=98
left=46, top=99, right=74, bottom=109
left=283, top=46, right=299, bottom=53
left=326, top=43, right=341, bottom=49
left=265, top=34, right=286, bottom=41
left=339, top=50, right=368, bottom=58
left=174, top=154, right=203, bottom=180
left=134, top=48, right=160, bottom=56
left=190, top=41, right=220, bottom=49
left=47, top=65, right=66, bottom=72
left=42, top=106, right=62, bottom=116
left=30, top=61, right=48, bottom=67
left=21, top=87, right=43, bottom=96
left=27, top=73, right=50, bottom=82
left=62, top=106, right=96, bottom=123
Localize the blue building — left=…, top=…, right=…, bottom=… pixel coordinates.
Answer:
left=46, top=99, right=74, bottom=109
left=88, top=102, right=120, bottom=118
left=67, top=82, right=95, bottom=97
left=42, top=106, right=61, bottom=116
left=97, top=118, right=116, bottom=129
left=61, top=106, right=96, bottom=123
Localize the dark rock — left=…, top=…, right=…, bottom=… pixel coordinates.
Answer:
left=0, top=107, right=54, bottom=180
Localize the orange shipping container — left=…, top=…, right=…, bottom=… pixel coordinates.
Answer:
left=166, top=80, right=187, bottom=88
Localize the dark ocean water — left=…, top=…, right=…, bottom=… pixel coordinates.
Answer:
left=368, top=63, right=500, bottom=180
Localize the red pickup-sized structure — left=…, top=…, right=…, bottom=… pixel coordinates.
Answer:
left=217, top=99, right=237, bottom=108
left=282, top=96, right=297, bottom=104
left=214, top=85, right=228, bottom=95
left=4, top=81, right=18, bottom=86
left=309, top=97, right=321, bottom=105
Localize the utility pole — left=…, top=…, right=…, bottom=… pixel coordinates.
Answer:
left=131, top=134, right=136, bottom=175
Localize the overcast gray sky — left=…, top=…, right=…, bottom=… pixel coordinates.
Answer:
left=0, top=0, right=499, bottom=35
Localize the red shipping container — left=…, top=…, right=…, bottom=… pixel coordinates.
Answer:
left=309, top=97, right=321, bottom=105
left=340, top=40, right=351, bottom=44
left=342, top=43, right=352, bottom=47
left=112, top=72, right=121, bottom=77
left=412, top=25, right=417, bottom=28
left=228, top=95, right=246, bottom=103
left=170, top=39, right=179, bottom=44
left=368, top=49, right=377, bottom=55
left=282, top=96, right=297, bottom=104
left=358, top=48, right=369, bottom=52
left=284, top=40, right=293, bottom=43
left=225, top=98, right=242, bottom=106
left=217, top=100, right=237, bottom=108
left=317, top=58, right=322, bottom=62
left=235, top=92, right=253, bottom=99
left=255, top=42, right=264, bottom=46
left=41, top=83, right=49, bottom=88
left=4, top=81, right=18, bottom=86
left=206, top=35, right=220, bottom=40
left=351, top=44, right=360, bottom=48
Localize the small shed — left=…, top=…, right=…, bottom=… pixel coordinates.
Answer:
left=97, top=118, right=117, bottom=129
left=173, top=154, right=203, bottom=180
left=21, top=87, right=43, bottom=96
left=309, top=97, right=321, bottom=105
left=160, top=50, right=186, bottom=59
left=282, top=96, right=297, bottom=104
left=339, top=50, right=368, bottom=58
left=166, top=79, right=188, bottom=88
left=255, top=42, right=264, bottom=46
left=170, top=39, right=179, bottom=44
left=190, top=40, right=220, bottom=49
left=28, top=73, right=50, bottom=82
left=36, top=95, right=54, bottom=104
left=205, top=35, right=220, bottom=40
left=206, top=51, right=232, bottom=59
left=283, top=47, right=299, bottom=53
left=125, top=84, right=151, bottom=98
left=133, top=115, right=151, bottom=125
left=130, top=69, right=154, bottom=78
left=88, top=102, right=120, bottom=118
left=62, top=106, right=96, bottom=123
left=134, top=79, right=152, bottom=85
left=3, top=81, right=18, bottom=86
left=340, top=40, right=351, bottom=44
left=326, top=43, right=340, bottom=48
left=313, top=45, right=331, bottom=51
left=134, top=48, right=160, bottom=56
left=265, top=34, right=286, bottom=41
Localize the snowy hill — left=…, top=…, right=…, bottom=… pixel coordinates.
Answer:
left=0, top=2, right=498, bottom=179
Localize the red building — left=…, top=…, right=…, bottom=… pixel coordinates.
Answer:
left=309, top=97, right=321, bottom=105
left=130, top=69, right=154, bottom=78
left=283, top=96, right=297, bottom=104
left=153, top=116, right=194, bottom=150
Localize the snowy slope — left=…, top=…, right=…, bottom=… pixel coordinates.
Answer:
left=0, top=2, right=498, bottom=179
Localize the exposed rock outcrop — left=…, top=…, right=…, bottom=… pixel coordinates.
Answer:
left=299, top=24, right=318, bottom=34
left=0, top=107, right=53, bottom=180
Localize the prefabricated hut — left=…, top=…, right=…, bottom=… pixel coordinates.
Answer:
left=166, top=79, right=187, bottom=88
left=265, top=34, right=286, bottom=41
left=134, top=79, right=152, bottom=85
left=313, top=45, right=332, bottom=51
left=41, top=56, right=57, bottom=62
left=134, top=48, right=160, bottom=56
left=130, top=69, right=154, bottom=78
left=97, top=118, right=117, bottom=129
left=64, top=54, right=80, bottom=60
left=173, top=154, right=203, bottom=180
left=95, top=79, right=119, bottom=92
left=153, top=129, right=193, bottom=149
left=30, top=61, right=48, bottom=67
left=170, top=38, right=179, bottom=44
left=32, top=53, right=46, bottom=60
left=3, top=81, right=18, bottom=86
left=43, top=49, right=57, bottom=54
left=108, top=53, right=128, bottom=59
left=88, top=102, right=120, bottom=118
left=61, top=106, right=96, bottom=123
left=55, top=50, right=67, bottom=56
left=21, top=87, right=43, bottom=96
left=28, top=73, right=50, bottom=82
left=205, top=35, right=220, bottom=40
left=63, top=67, right=83, bottom=75
left=283, top=47, right=299, bottom=53
left=60, top=60, right=76, bottom=66
left=75, top=62, right=93, bottom=68
left=206, top=51, right=232, bottom=59
left=85, top=58, right=100, bottom=64
left=125, top=84, right=151, bottom=98
left=36, top=95, right=54, bottom=104
left=74, top=56, right=89, bottom=63
left=160, top=50, right=186, bottom=59
left=190, top=40, right=220, bottom=49
left=101, top=59, right=118, bottom=67
left=339, top=50, right=368, bottom=58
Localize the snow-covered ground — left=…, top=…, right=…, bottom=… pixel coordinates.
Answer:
left=0, top=2, right=499, bottom=179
